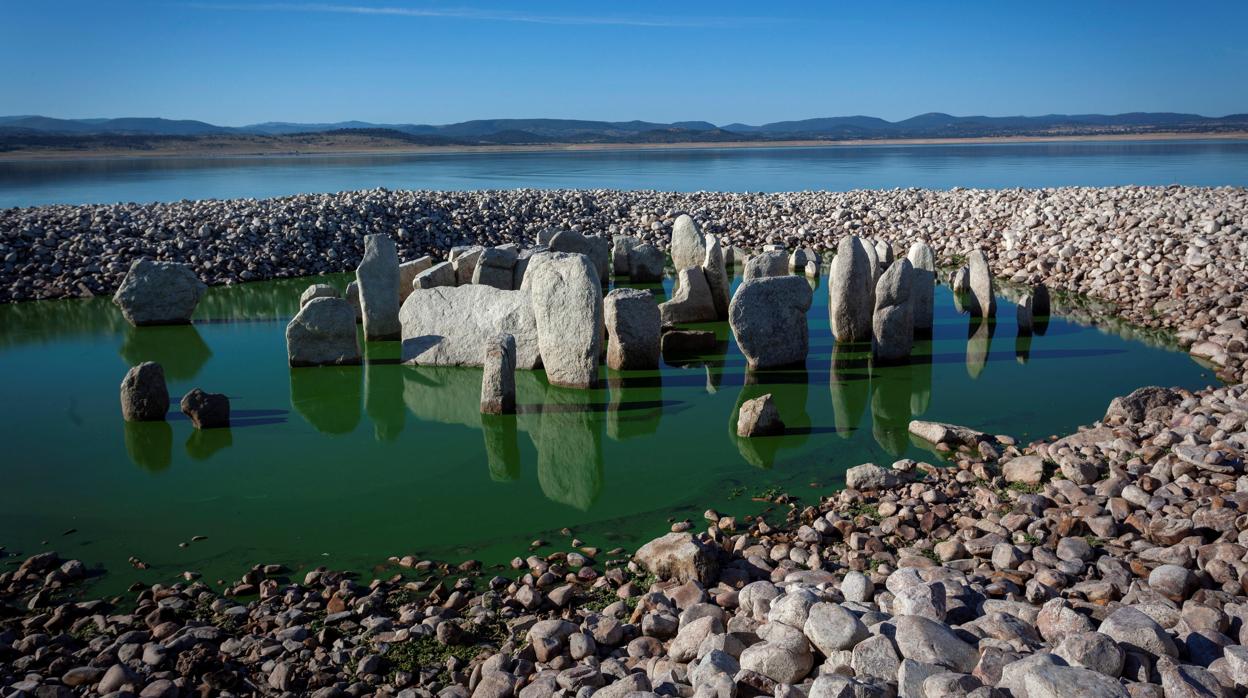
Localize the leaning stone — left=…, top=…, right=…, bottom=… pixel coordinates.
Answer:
left=660, top=267, right=717, bottom=324
left=605, top=288, right=660, bottom=370
left=630, top=243, right=665, bottom=282
left=300, top=283, right=339, bottom=307
left=522, top=252, right=603, bottom=389
left=744, top=250, right=788, bottom=281
left=180, top=388, right=229, bottom=429
left=671, top=214, right=708, bottom=271
left=398, top=256, right=433, bottom=301
left=286, top=297, right=361, bottom=367
left=906, top=242, right=936, bottom=333
left=703, top=234, right=730, bottom=320
left=472, top=247, right=518, bottom=290
left=112, top=259, right=207, bottom=326
left=634, top=532, right=719, bottom=585
left=737, top=394, right=784, bottom=437
left=967, top=250, right=996, bottom=318
left=357, top=234, right=402, bottom=340
left=829, top=236, right=875, bottom=343
left=120, top=362, right=169, bottom=421
left=414, top=261, right=456, bottom=289
left=401, top=285, right=539, bottom=368
left=480, top=334, right=516, bottom=415
left=729, top=276, right=813, bottom=370
left=872, top=258, right=914, bottom=363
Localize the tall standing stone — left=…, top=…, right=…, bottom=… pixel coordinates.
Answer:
left=862, top=238, right=881, bottom=285
left=120, top=362, right=169, bottom=422
left=872, top=259, right=915, bottom=363
left=671, top=214, right=707, bottom=271
left=522, top=252, right=603, bottom=389
left=729, top=276, right=813, bottom=370
left=605, top=288, right=660, bottom=370
left=356, top=234, right=401, bottom=341
left=703, top=234, right=730, bottom=320
left=659, top=268, right=717, bottom=324
left=480, top=334, right=517, bottom=415
left=286, top=297, right=362, bottom=367
left=874, top=240, right=894, bottom=271
left=967, top=250, right=996, bottom=318
left=829, top=236, right=875, bottom=343
left=906, top=242, right=936, bottom=333
left=112, top=259, right=207, bottom=326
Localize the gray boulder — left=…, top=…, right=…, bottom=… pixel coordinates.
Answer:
left=549, top=230, right=609, bottom=283
left=400, top=285, right=540, bottom=369
left=862, top=238, right=881, bottom=284
left=671, top=214, right=707, bottom=271
left=892, top=615, right=979, bottom=672
left=660, top=267, right=717, bottom=324
left=703, top=234, right=730, bottom=320
left=480, top=333, right=516, bottom=415
left=357, top=234, right=402, bottom=340
left=829, top=236, right=875, bottom=343
left=286, top=297, right=362, bottom=367
left=473, top=247, right=519, bottom=290
left=1054, top=632, right=1124, bottom=677
left=612, top=235, right=639, bottom=275
left=872, top=258, right=914, bottom=363
left=804, top=603, right=869, bottom=655
left=450, top=245, right=484, bottom=286
left=120, top=362, right=169, bottom=421
left=522, top=252, right=603, bottom=389
left=180, top=388, right=229, bottom=429
left=299, top=283, right=339, bottom=308
left=1022, top=664, right=1129, bottom=698
left=634, top=532, right=719, bottom=585
left=738, top=641, right=814, bottom=685
left=744, top=250, right=788, bottom=281
left=951, top=266, right=971, bottom=294
left=737, top=393, right=784, bottom=437
left=414, top=261, right=456, bottom=289
left=630, top=243, right=665, bottom=282
left=112, top=259, right=207, bottom=326
left=1098, top=606, right=1179, bottom=659
left=967, top=250, right=996, bottom=318
left=790, top=248, right=818, bottom=273
left=398, top=256, right=433, bottom=301
left=604, top=288, right=660, bottom=370
left=906, top=242, right=935, bottom=332
left=730, top=276, right=812, bottom=369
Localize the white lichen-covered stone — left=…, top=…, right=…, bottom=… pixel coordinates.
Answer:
left=356, top=234, right=401, bottom=340
left=522, top=252, right=603, bottom=388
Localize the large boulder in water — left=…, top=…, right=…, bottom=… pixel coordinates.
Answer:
left=400, top=285, right=540, bottom=369
left=180, top=388, right=229, bottom=429
left=670, top=214, right=707, bottom=271
left=872, top=259, right=915, bottom=363
left=356, top=234, right=401, bottom=340
left=703, top=234, right=730, bottom=320
left=286, top=297, right=361, bottom=367
left=660, top=268, right=717, bottom=324
left=605, top=288, right=660, bottom=370
left=112, top=259, right=207, bottom=326
left=829, top=236, right=875, bottom=343
left=120, top=362, right=169, bottom=422
left=906, top=242, right=936, bottom=333
left=522, top=252, right=603, bottom=389
left=729, top=276, right=813, bottom=370
left=629, top=244, right=665, bottom=282
left=967, top=250, right=996, bottom=318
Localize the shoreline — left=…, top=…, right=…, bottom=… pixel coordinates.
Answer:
left=1, top=131, right=1246, bottom=162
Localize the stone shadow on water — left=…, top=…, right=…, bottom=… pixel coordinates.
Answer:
left=607, top=371, right=663, bottom=441
left=534, top=384, right=605, bottom=511
left=123, top=421, right=173, bottom=472
left=966, top=319, right=995, bottom=380
left=830, top=342, right=872, bottom=439
left=871, top=365, right=914, bottom=457
left=289, top=366, right=362, bottom=434
left=365, top=362, right=406, bottom=441
left=185, top=427, right=233, bottom=460
left=119, top=323, right=212, bottom=381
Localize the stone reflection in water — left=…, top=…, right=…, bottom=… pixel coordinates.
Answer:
left=185, top=427, right=233, bottom=460
left=871, top=365, right=913, bottom=456
left=909, top=340, right=933, bottom=417
left=289, top=366, right=362, bottom=434
left=607, top=372, right=662, bottom=441
left=731, top=369, right=810, bottom=468
left=120, top=324, right=212, bottom=381
left=364, top=362, right=405, bottom=441
left=482, top=414, right=521, bottom=481
left=967, top=319, right=995, bottom=380
left=1016, top=332, right=1033, bottom=364
left=535, top=384, right=603, bottom=510
left=123, top=420, right=173, bottom=472
left=829, top=342, right=871, bottom=438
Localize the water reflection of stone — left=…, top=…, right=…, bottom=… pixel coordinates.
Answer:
left=909, top=340, right=933, bottom=417
left=829, top=343, right=871, bottom=439
left=401, top=366, right=541, bottom=432
left=607, top=372, right=662, bottom=440
left=124, top=421, right=172, bottom=472
left=120, top=324, right=212, bottom=381
left=365, top=362, right=405, bottom=441
left=482, top=414, right=521, bottom=481
left=195, top=274, right=347, bottom=322
left=289, top=366, right=362, bottom=434
left=185, top=427, right=233, bottom=460
left=731, top=369, right=810, bottom=468
left=536, top=384, right=604, bottom=510
left=1016, top=332, right=1033, bottom=364
left=966, top=319, right=995, bottom=380
left=870, top=365, right=913, bottom=457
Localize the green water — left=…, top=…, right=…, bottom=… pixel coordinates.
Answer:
left=0, top=267, right=1217, bottom=593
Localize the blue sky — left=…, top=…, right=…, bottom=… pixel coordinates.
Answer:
left=2, top=1, right=1245, bottom=126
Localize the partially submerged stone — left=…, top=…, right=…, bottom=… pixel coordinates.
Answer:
left=480, top=333, right=516, bottom=415
left=286, top=297, right=361, bottom=367
left=730, top=276, right=813, bottom=370
left=356, top=234, right=401, bottom=341
left=737, top=393, right=784, bottom=437
left=906, top=242, right=936, bottom=333
left=629, top=243, right=665, bottom=282
left=345, top=281, right=363, bottom=323
left=523, top=252, right=603, bottom=389
left=180, top=388, right=230, bottom=429
left=967, top=249, right=996, bottom=318
left=829, top=236, right=875, bottom=343
left=611, top=235, right=639, bottom=275
left=659, top=267, right=717, bottom=324
left=605, top=288, right=660, bottom=370
left=112, top=259, right=207, bottom=326
left=743, top=250, right=788, bottom=281
left=703, top=234, right=730, bottom=320
left=872, top=258, right=914, bottom=363
left=120, top=362, right=169, bottom=422
left=400, top=285, right=540, bottom=369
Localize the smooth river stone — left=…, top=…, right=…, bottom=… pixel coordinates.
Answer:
left=400, top=285, right=540, bottom=369
left=872, top=258, right=914, bottom=363
left=522, top=251, right=603, bottom=388
left=660, top=267, right=717, bottom=324
left=112, top=259, right=207, bottom=326
left=605, top=288, right=660, bottom=370
left=356, top=233, right=401, bottom=340
left=729, top=275, right=813, bottom=370
left=829, top=236, right=875, bottom=343
left=120, top=362, right=169, bottom=422
left=286, top=297, right=361, bottom=367
left=906, top=241, right=936, bottom=332
left=480, top=333, right=516, bottom=415
left=968, top=249, right=996, bottom=318
left=670, top=214, right=707, bottom=271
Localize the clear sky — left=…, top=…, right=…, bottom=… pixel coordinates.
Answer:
left=2, top=0, right=1245, bottom=126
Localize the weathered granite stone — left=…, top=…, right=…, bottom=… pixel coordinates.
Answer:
left=872, top=258, right=914, bottom=363
left=112, top=259, right=207, bottom=326
left=703, top=234, right=730, bottom=320
left=737, top=393, right=784, bottom=437
left=671, top=214, right=707, bottom=271
left=605, top=288, right=660, bottom=370
left=829, top=236, right=875, bottom=343
left=345, top=280, right=363, bottom=323
left=951, top=266, right=971, bottom=294
left=451, top=246, right=484, bottom=286
left=414, top=261, right=455, bottom=289
left=522, top=252, right=603, bottom=388
left=906, top=242, right=935, bottom=332
left=660, top=267, right=717, bottom=324
left=635, top=532, right=719, bottom=585
left=473, top=247, right=519, bottom=290
left=612, top=235, right=639, bottom=275
left=398, top=256, right=433, bottom=301
left=744, top=250, right=788, bottom=281
left=400, top=285, right=540, bottom=369
left=299, top=283, right=339, bottom=308
left=480, top=333, right=516, bottom=415
left=629, top=243, right=665, bottom=282
left=286, top=297, right=361, bottom=367
left=120, top=362, right=169, bottom=421
left=357, top=234, right=402, bottom=340
left=730, top=276, right=813, bottom=369
left=180, top=388, right=230, bottom=429
left=549, top=230, right=609, bottom=283
left=967, top=250, right=996, bottom=318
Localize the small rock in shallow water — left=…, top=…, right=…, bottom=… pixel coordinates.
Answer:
left=180, top=388, right=230, bottom=429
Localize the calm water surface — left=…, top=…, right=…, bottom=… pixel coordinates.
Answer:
left=0, top=265, right=1218, bottom=592
left=2, top=140, right=1246, bottom=207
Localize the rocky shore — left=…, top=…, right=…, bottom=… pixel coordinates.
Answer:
left=3, top=186, right=1246, bottom=379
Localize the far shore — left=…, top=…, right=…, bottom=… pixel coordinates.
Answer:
left=1, top=131, right=1245, bottom=162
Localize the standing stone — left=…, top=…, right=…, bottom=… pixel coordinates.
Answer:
left=873, top=259, right=915, bottom=363
left=630, top=244, right=665, bottom=282
left=605, top=289, right=660, bottom=370
left=737, top=394, right=784, bottom=437
left=951, top=266, right=971, bottom=294
left=703, top=235, right=730, bottom=320
left=1032, top=282, right=1051, bottom=317
left=744, top=250, right=788, bottom=281
left=790, top=248, right=818, bottom=273
left=729, top=276, right=813, bottom=369
left=522, top=252, right=603, bottom=389
left=299, top=283, right=339, bottom=308
left=413, top=261, right=455, bottom=289
left=906, top=242, right=936, bottom=333
left=671, top=214, right=707, bottom=271
left=861, top=239, right=881, bottom=285
left=451, top=246, right=484, bottom=286
left=112, top=259, right=207, bottom=326
left=398, top=256, right=433, bottom=301
left=180, top=388, right=229, bottom=429
left=345, top=281, right=363, bottom=323
left=1018, top=294, right=1035, bottom=335
left=659, top=268, right=717, bottom=324
left=967, top=250, right=996, bottom=318
left=537, top=228, right=559, bottom=245
left=550, top=230, right=609, bottom=283
left=472, top=247, right=519, bottom=290
left=480, top=334, right=516, bottom=415
left=286, top=297, right=361, bottom=367
left=120, top=362, right=169, bottom=422
left=356, top=234, right=401, bottom=341
left=874, top=240, right=894, bottom=270
left=612, top=236, right=639, bottom=275
left=829, top=236, right=875, bottom=343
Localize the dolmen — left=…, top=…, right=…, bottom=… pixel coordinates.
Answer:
left=112, top=259, right=207, bottom=326
left=729, top=276, right=812, bottom=369
left=828, top=236, right=875, bottom=343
